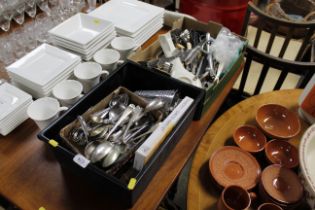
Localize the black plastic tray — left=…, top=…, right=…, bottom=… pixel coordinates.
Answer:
left=37, top=61, right=204, bottom=207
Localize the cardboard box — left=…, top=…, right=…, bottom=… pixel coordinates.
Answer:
left=129, top=16, right=246, bottom=119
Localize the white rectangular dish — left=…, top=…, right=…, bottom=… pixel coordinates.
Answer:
left=0, top=83, right=32, bottom=122
left=90, top=0, right=164, bottom=35
left=6, top=44, right=81, bottom=87
left=49, top=13, right=114, bottom=45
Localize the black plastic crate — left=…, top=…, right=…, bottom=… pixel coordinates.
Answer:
left=37, top=61, right=204, bottom=207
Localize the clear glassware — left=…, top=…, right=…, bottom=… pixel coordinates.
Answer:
left=0, top=3, right=13, bottom=32
left=34, top=12, right=54, bottom=45
left=11, top=28, right=27, bottom=59
left=70, top=0, right=86, bottom=13
left=22, top=22, right=37, bottom=51
left=49, top=0, right=60, bottom=9
left=12, top=1, right=26, bottom=25
left=36, top=0, right=51, bottom=15
left=0, top=35, right=15, bottom=65
left=25, top=0, right=37, bottom=18
left=86, top=0, right=96, bottom=13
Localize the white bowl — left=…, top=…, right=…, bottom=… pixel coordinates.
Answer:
left=299, top=123, right=315, bottom=209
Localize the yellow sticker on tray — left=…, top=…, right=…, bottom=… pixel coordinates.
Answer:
left=49, top=139, right=58, bottom=147
left=127, top=178, right=137, bottom=190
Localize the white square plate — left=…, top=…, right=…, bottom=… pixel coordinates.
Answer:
left=0, top=83, right=32, bottom=122
left=90, top=0, right=164, bottom=35
left=53, top=31, right=116, bottom=54
left=6, top=44, right=81, bottom=87
left=50, top=25, right=115, bottom=49
left=116, top=13, right=163, bottom=38
left=49, top=13, right=114, bottom=45
left=9, top=60, right=80, bottom=93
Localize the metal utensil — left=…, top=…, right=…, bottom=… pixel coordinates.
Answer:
left=105, top=104, right=135, bottom=140
left=90, top=141, right=114, bottom=163
left=102, top=144, right=123, bottom=168
left=77, top=115, right=90, bottom=140
left=84, top=141, right=99, bottom=160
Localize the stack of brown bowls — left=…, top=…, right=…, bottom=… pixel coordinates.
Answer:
left=209, top=103, right=304, bottom=210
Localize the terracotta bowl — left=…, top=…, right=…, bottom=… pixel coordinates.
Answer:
left=256, top=104, right=301, bottom=139
left=209, top=146, right=261, bottom=190
left=299, top=124, right=315, bottom=208
left=265, top=139, right=299, bottom=169
left=260, top=164, right=303, bottom=205
left=233, top=125, right=267, bottom=153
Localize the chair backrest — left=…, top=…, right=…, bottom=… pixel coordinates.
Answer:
left=235, top=2, right=315, bottom=96
left=241, top=1, right=315, bottom=61
left=238, top=45, right=315, bottom=95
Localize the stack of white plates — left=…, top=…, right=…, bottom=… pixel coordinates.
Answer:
left=49, top=13, right=116, bottom=60
left=90, top=0, right=164, bottom=46
left=0, top=82, right=33, bottom=136
left=6, top=44, right=81, bottom=98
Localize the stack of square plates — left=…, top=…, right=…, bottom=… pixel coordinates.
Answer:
left=6, top=44, right=81, bottom=98
left=90, top=0, right=164, bottom=46
left=49, top=13, right=116, bottom=60
left=0, top=82, right=33, bottom=136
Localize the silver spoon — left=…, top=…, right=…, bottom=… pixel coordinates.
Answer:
left=105, top=104, right=135, bottom=140
left=102, top=144, right=123, bottom=168
left=84, top=141, right=99, bottom=160
left=90, top=107, right=110, bottom=124
left=144, top=99, right=165, bottom=113
left=90, top=141, right=114, bottom=163
left=89, top=125, right=109, bottom=138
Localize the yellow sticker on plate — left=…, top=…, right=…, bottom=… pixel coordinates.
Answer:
left=93, top=19, right=101, bottom=25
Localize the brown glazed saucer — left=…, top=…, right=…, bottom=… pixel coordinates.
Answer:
left=265, top=139, right=299, bottom=169
left=260, top=164, right=303, bottom=204
left=209, top=146, right=261, bottom=190
left=256, top=104, right=301, bottom=139
left=233, top=125, right=267, bottom=153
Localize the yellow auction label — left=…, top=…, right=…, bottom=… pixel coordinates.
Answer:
left=127, top=178, right=137, bottom=190
left=48, top=139, right=58, bottom=147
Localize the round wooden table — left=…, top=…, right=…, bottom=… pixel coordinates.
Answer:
left=187, top=89, right=310, bottom=210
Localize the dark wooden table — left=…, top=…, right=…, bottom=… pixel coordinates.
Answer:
left=0, top=32, right=244, bottom=210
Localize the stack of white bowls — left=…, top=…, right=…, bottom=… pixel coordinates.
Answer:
left=90, top=0, right=164, bottom=46
left=6, top=44, right=81, bottom=98
left=0, top=82, right=33, bottom=136
left=49, top=13, right=116, bottom=60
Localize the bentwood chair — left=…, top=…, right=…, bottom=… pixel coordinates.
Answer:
left=234, top=2, right=315, bottom=98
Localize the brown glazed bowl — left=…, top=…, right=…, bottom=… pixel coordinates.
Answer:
left=265, top=139, right=299, bottom=169
left=260, top=164, right=303, bottom=206
left=256, top=104, right=301, bottom=139
left=233, top=125, right=267, bottom=153
left=209, top=146, right=261, bottom=190
left=217, top=185, right=251, bottom=210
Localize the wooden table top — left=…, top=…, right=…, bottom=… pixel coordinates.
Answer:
left=187, top=89, right=311, bottom=210
left=0, top=30, right=244, bottom=209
